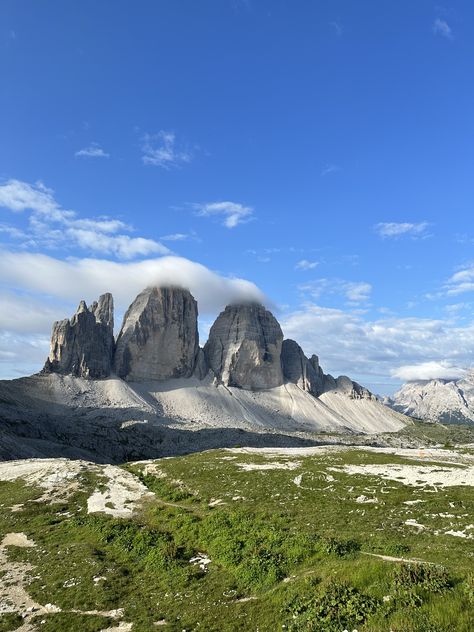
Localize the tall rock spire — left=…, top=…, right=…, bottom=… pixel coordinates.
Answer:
left=204, top=302, right=283, bottom=390
left=43, top=293, right=114, bottom=379
left=114, top=286, right=200, bottom=381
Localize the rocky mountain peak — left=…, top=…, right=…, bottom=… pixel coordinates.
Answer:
left=114, top=286, right=200, bottom=381
left=386, top=375, right=474, bottom=424
left=43, top=293, right=115, bottom=379
left=204, top=302, right=283, bottom=390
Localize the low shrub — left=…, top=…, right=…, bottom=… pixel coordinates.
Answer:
left=385, top=542, right=411, bottom=555
left=320, top=536, right=360, bottom=557
left=392, top=563, right=452, bottom=593
left=199, top=511, right=319, bottom=590
left=285, top=579, right=378, bottom=631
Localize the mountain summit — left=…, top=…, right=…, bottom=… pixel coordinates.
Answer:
left=386, top=372, right=474, bottom=425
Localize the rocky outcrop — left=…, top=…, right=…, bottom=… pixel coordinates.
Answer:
left=114, top=286, right=200, bottom=381
left=40, top=285, right=379, bottom=409
left=281, top=339, right=324, bottom=396
left=323, top=374, right=375, bottom=400
left=204, top=303, right=283, bottom=390
left=43, top=293, right=114, bottom=379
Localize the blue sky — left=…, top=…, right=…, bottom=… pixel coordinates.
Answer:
left=1, top=1, right=474, bottom=393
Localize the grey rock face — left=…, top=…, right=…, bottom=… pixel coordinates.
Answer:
left=323, top=374, right=375, bottom=400
left=114, top=286, right=200, bottom=381
left=193, top=347, right=208, bottom=380
left=43, top=293, right=114, bottom=379
left=204, top=303, right=283, bottom=390
left=281, top=339, right=324, bottom=396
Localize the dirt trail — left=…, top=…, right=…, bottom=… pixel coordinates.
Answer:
left=361, top=551, right=434, bottom=564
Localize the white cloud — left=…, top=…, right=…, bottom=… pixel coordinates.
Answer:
left=281, top=303, right=474, bottom=389
left=0, top=223, right=28, bottom=239
left=160, top=233, right=189, bottom=242
left=194, top=201, right=254, bottom=228
left=444, top=265, right=474, bottom=296
left=0, top=291, right=64, bottom=333
left=392, top=361, right=466, bottom=382
left=345, top=282, right=372, bottom=303
left=75, top=143, right=110, bottom=158
left=141, top=131, right=192, bottom=169
left=0, top=179, right=62, bottom=217
left=444, top=302, right=470, bottom=315
left=0, top=251, right=266, bottom=318
left=0, top=332, right=50, bottom=379
left=299, top=278, right=372, bottom=304
left=71, top=218, right=130, bottom=233
left=433, top=18, right=453, bottom=39
left=66, top=229, right=169, bottom=259
left=374, top=222, right=430, bottom=239
left=0, top=179, right=170, bottom=259
left=295, top=259, right=319, bottom=271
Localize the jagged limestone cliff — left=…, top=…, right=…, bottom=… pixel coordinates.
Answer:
left=43, top=293, right=114, bottom=379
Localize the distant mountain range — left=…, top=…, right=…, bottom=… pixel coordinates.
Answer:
left=385, top=372, right=474, bottom=425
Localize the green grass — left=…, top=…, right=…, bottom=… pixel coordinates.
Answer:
left=0, top=613, right=23, bottom=632
left=394, top=419, right=474, bottom=445
left=1, top=445, right=473, bottom=630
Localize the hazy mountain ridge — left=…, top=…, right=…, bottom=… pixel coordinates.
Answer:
left=386, top=371, right=474, bottom=425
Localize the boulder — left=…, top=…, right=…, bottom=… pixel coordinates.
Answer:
left=204, top=303, right=283, bottom=390
left=43, top=293, right=114, bottom=379
left=114, top=286, right=200, bottom=381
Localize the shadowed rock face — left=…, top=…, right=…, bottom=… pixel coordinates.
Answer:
left=204, top=302, right=283, bottom=390
left=281, top=339, right=324, bottom=396
left=43, top=293, right=114, bottom=379
left=114, top=286, right=199, bottom=381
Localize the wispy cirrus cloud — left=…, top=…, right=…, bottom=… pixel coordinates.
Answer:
left=299, top=278, right=372, bottom=304
left=141, top=131, right=192, bottom=169
left=160, top=233, right=189, bottom=242
left=444, top=264, right=474, bottom=296
left=374, top=221, right=430, bottom=239
left=194, top=201, right=254, bottom=228
left=160, top=231, right=199, bottom=243
left=433, top=18, right=453, bottom=39
left=75, top=143, right=110, bottom=158
left=0, top=179, right=170, bottom=259
left=295, top=259, right=319, bottom=271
